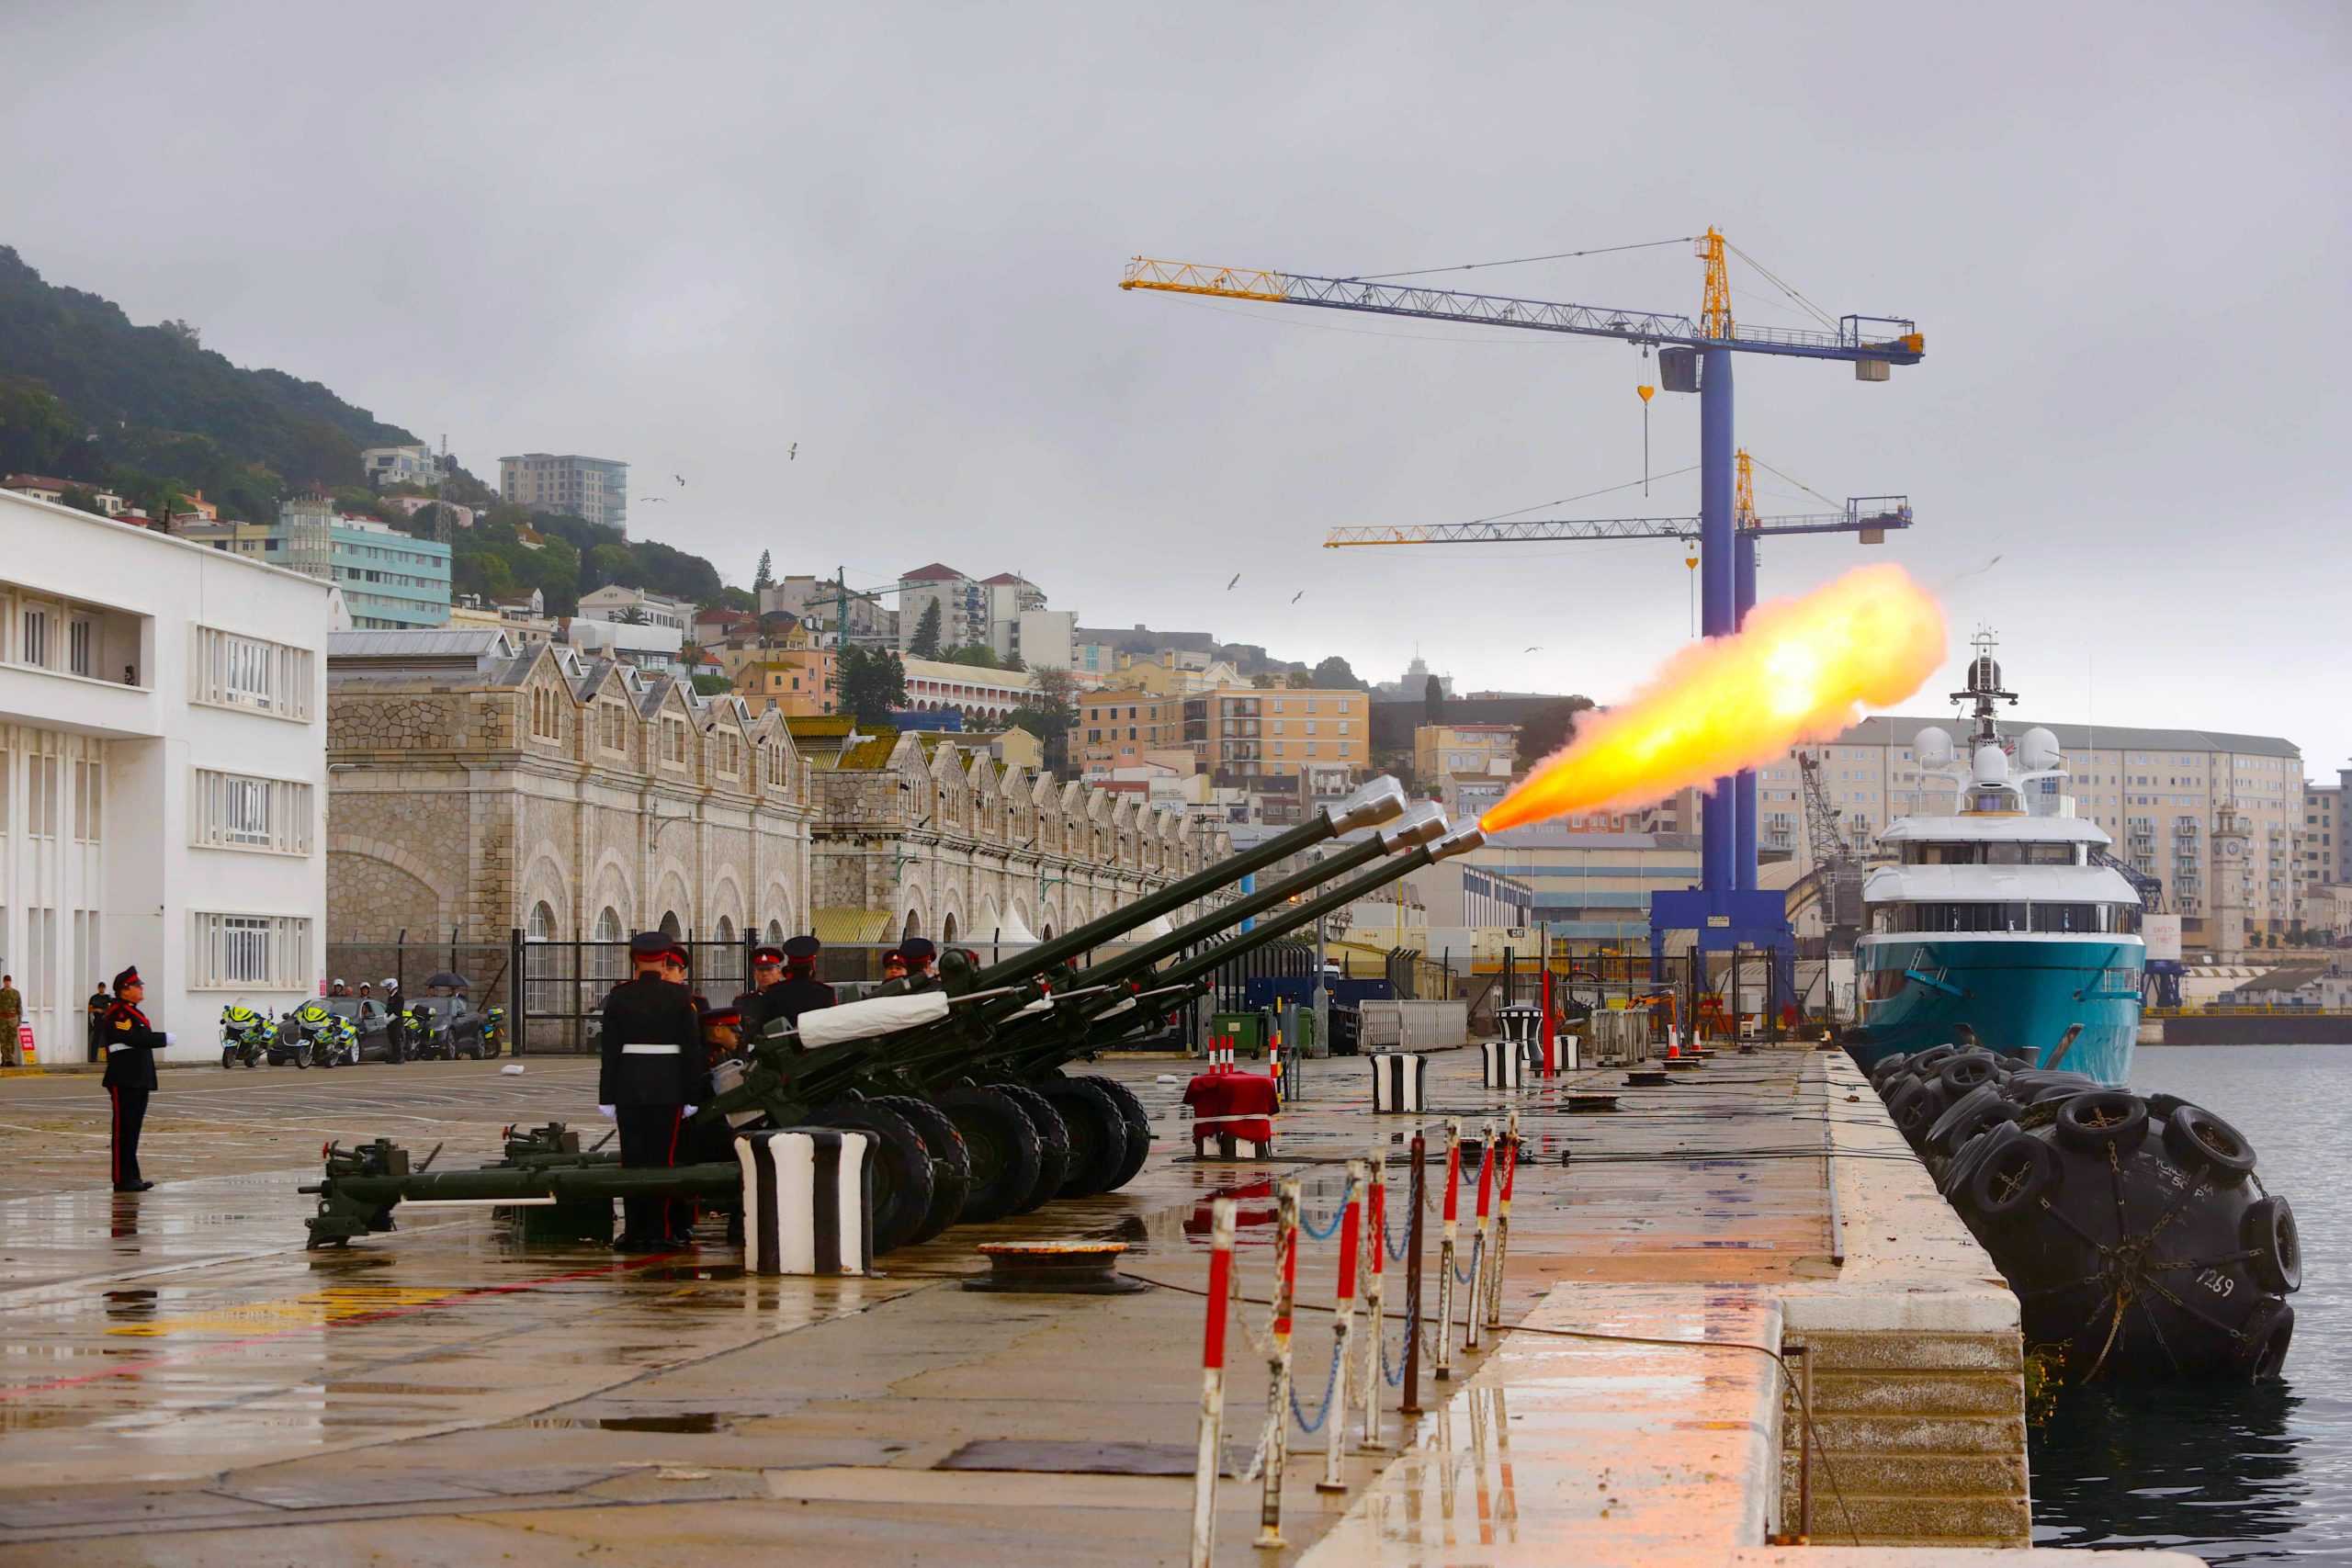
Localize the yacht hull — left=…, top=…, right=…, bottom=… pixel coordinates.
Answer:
left=1848, top=934, right=2142, bottom=1086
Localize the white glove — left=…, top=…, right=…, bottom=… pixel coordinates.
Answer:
left=683, top=1105, right=699, bottom=1117
left=597, top=1104, right=616, bottom=1120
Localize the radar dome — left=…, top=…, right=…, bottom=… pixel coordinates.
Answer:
left=2016, top=727, right=2062, bottom=772
left=1915, top=727, right=1955, bottom=769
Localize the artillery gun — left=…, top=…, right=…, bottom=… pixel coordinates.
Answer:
left=300, top=780, right=1476, bottom=1252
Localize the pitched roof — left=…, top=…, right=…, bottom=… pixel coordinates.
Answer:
left=1832, top=714, right=2301, bottom=761
left=900, top=562, right=966, bottom=582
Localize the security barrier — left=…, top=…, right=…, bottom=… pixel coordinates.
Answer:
left=735, top=1128, right=875, bottom=1276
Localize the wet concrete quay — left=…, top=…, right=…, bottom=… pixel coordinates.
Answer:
left=0, top=1050, right=2195, bottom=1564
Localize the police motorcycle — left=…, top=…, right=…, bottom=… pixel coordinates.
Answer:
left=270, top=1001, right=356, bottom=1069
left=480, top=1004, right=508, bottom=1058
left=219, top=1004, right=273, bottom=1069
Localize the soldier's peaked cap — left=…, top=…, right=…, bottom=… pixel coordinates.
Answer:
left=750, top=945, right=786, bottom=966
left=112, top=965, right=142, bottom=992
left=629, top=931, right=688, bottom=964
left=783, top=935, right=822, bottom=961
left=899, top=938, right=937, bottom=963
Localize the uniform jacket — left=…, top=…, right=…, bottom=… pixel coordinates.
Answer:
left=598, top=975, right=708, bottom=1105
left=738, top=977, right=836, bottom=1036
left=0, top=985, right=19, bottom=1020
left=100, top=1001, right=162, bottom=1090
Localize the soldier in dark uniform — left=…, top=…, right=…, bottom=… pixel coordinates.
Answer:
left=731, top=945, right=787, bottom=1037
left=101, top=966, right=162, bottom=1192
left=598, top=932, right=708, bottom=1251
left=879, top=948, right=907, bottom=984
left=770, top=936, right=838, bottom=1026
left=899, top=937, right=938, bottom=987
left=86, top=982, right=110, bottom=1064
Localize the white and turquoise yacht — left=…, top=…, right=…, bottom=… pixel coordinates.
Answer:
left=1848, top=644, right=2144, bottom=1086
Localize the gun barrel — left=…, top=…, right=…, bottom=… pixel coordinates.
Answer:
left=968, top=775, right=1407, bottom=987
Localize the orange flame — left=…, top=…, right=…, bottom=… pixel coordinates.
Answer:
left=1481, top=564, right=1946, bottom=832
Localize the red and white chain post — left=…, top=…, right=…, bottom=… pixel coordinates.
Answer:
left=1464, top=1120, right=1498, bottom=1354
left=1253, top=1178, right=1300, bottom=1551
left=1359, top=1145, right=1390, bottom=1450
left=1191, top=1197, right=1237, bottom=1568
left=1486, top=1109, right=1520, bottom=1331
left=1317, top=1158, right=1365, bottom=1493
left=1434, top=1117, right=1462, bottom=1382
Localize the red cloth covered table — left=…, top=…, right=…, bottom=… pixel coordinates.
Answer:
left=1182, top=1071, right=1278, bottom=1149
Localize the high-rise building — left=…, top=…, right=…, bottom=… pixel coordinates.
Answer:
left=498, top=453, right=628, bottom=534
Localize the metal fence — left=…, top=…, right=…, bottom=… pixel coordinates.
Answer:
left=325, top=936, right=522, bottom=1032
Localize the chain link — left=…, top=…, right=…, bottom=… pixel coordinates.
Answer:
left=1299, top=1202, right=1348, bottom=1242
left=1288, top=1336, right=1346, bottom=1433
left=1452, top=1232, right=1485, bottom=1286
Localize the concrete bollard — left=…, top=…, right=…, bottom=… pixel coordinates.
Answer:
left=1317, top=1159, right=1364, bottom=1494
left=1191, top=1197, right=1237, bottom=1568
left=1480, top=1039, right=1524, bottom=1090
left=1254, top=1179, right=1300, bottom=1551
left=1464, top=1121, right=1497, bottom=1354
left=1434, top=1119, right=1461, bottom=1382
left=735, top=1128, right=874, bottom=1277
left=1370, top=1052, right=1426, bottom=1113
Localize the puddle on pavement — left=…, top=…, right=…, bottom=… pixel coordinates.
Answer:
left=638, top=1264, right=747, bottom=1282
left=520, top=1412, right=730, bottom=1433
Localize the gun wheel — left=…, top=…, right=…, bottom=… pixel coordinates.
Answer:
left=813, top=1100, right=935, bottom=1254
left=932, top=1086, right=1041, bottom=1224
left=1078, top=1075, right=1154, bottom=1190
left=1033, top=1077, right=1128, bottom=1199
left=992, top=1084, right=1069, bottom=1214
left=875, top=1095, right=972, bottom=1244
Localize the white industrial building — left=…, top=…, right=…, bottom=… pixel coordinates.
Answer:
left=0, top=491, right=330, bottom=1062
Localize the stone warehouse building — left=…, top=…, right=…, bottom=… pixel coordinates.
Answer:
left=789, top=717, right=1233, bottom=946
left=325, top=632, right=1230, bottom=967
left=325, top=630, right=819, bottom=952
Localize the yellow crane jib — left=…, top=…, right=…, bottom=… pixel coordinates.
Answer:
left=1120, top=258, right=1294, bottom=303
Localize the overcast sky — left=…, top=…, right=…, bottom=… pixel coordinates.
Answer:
left=9, top=2, right=2348, bottom=772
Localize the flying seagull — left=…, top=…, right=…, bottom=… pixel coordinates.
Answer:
left=1291, top=591, right=1304, bottom=604
left=639, top=495, right=668, bottom=502
left=788, top=443, right=798, bottom=460
left=674, top=474, right=686, bottom=486
left=1524, top=645, right=1542, bottom=652
left=1226, top=572, right=1240, bottom=591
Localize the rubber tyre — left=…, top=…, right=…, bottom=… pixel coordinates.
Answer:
left=2163, top=1103, right=2257, bottom=1184
left=2231, top=1295, right=2294, bottom=1380
left=1079, top=1075, right=1154, bottom=1190
left=2242, top=1196, right=2301, bottom=1294
left=1035, top=1077, right=1127, bottom=1199
left=1965, top=1133, right=2061, bottom=1225
left=876, top=1094, right=972, bottom=1244
left=1937, top=1055, right=2002, bottom=1096
left=2054, top=1090, right=2150, bottom=1155
left=292, top=1047, right=310, bottom=1069
left=1926, top=1084, right=2019, bottom=1161
left=1940, top=1119, right=2021, bottom=1199
left=221, top=1049, right=236, bottom=1069
left=994, top=1083, right=1070, bottom=1214
left=933, top=1085, right=1042, bottom=1224
left=1887, top=1077, right=1944, bottom=1143
left=813, top=1099, right=935, bottom=1254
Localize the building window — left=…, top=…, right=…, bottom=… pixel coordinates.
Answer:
left=19, top=603, right=51, bottom=670
left=25, top=752, right=58, bottom=838
left=192, top=627, right=313, bottom=719
left=530, top=686, right=564, bottom=740
left=193, top=770, right=312, bottom=854
left=190, top=912, right=311, bottom=989
left=72, top=759, right=101, bottom=843
left=600, top=704, right=628, bottom=751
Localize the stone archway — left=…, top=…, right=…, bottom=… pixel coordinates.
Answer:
left=902, top=909, right=923, bottom=942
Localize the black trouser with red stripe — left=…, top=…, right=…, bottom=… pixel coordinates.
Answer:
left=110, top=1086, right=150, bottom=1188
left=616, top=1103, right=686, bottom=1242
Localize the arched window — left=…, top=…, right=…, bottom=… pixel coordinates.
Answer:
left=714, top=914, right=735, bottom=945
left=941, top=912, right=958, bottom=944
left=660, top=910, right=683, bottom=940
left=588, top=907, right=626, bottom=1009
left=527, top=901, right=557, bottom=941
left=902, top=910, right=922, bottom=942
left=765, top=919, right=785, bottom=945
left=525, top=900, right=560, bottom=1017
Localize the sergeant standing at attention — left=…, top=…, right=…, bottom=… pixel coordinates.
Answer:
left=732, top=944, right=788, bottom=1036
left=598, top=932, right=707, bottom=1252
left=101, top=966, right=162, bottom=1191
left=771, top=935, right=838, bottom=1025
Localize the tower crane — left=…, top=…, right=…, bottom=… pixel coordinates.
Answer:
left=1122, top=231, right=1925, bottom=991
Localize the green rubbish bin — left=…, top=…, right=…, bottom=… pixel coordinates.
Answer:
left=1209, top=1010, right=1271, bottom=1061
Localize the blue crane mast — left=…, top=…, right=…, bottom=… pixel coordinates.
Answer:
left=1122, top=232, right=1926, bottom=998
